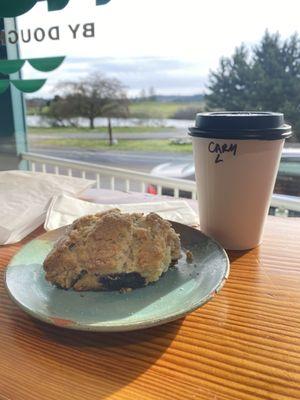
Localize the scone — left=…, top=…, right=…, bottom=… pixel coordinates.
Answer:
left=43, top=209, right=181, bottom=291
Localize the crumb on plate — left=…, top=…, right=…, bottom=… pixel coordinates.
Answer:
left=119, top=287, right=133, bottom=294
left=186, top=250, right=194, bottom=263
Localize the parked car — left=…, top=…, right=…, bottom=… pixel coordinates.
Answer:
left=147, top=148, right=300, bottom=200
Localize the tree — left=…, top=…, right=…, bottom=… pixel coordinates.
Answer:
left=139, top=88, right=147, bottom=100
left=56, top=73, right=129, bottom=144
left=45, top=95, right=79, bottom=127
left=148, top=86, right=157, bottom=101
left=206, top=31, right=300, bottom=141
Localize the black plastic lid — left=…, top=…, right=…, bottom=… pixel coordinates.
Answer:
left=188, top=112, right=292, bottom=140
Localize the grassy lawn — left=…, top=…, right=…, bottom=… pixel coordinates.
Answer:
left=27, top=106, right=49, bottom=116
left=34, top=138, right=193, bottom=153
left=28, top=126, right=176, bottom=135
left=27, top=100, right=204, bottom=120
left=129, top=101, right=203, bottom=119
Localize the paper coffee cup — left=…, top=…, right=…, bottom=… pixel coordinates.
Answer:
left=189, top=112, right=292, bottom=250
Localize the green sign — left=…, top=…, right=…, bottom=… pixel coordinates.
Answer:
left=0, top=1, right=111, bottom=93
left=0, top=0, right=111, bottom=17
left=0, top=56, right=64, bottom=74
left=0, top=57, right=65, bottom=93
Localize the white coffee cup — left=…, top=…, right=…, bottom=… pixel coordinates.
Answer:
left=189, top=112, right=292, bottom=250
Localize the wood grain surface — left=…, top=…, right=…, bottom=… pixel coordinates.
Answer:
left=1, top=215, right=300, bottom=400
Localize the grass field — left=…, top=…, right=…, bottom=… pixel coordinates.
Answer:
left=27, top=100, right=204, bottom=120
left=34, top=138, right=193, bottom=153
left=28, top=126, right=175, bottom=135
left=129, top=101, right=204, bottom=119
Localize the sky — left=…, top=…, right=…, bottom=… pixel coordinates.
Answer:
left=17, top=0, right=300, bottom=97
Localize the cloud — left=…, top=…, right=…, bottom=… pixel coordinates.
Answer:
left=24, top=56, right=207, bottom=97
left=23, top=57, right=207, bottom=97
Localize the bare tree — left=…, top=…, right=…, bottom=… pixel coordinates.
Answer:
left=139, top=88, right=146, bottom=100
left=56, top=73, right=130, bottom=144
left=49, top=73, right=129, bottom=145
left=45, top=95, right=79, bottom=127
left=148, top=86, right=156, bottom=101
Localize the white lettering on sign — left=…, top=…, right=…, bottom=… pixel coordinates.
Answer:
left=83, top=23, right=95, bottom=38
left=48, top=26, right=60, bottom=40
left=34, top=28, right=46, bottom=42
left=8, top=30, right=18, bottom=44
left=2, top=23, right=95, bottom=45
left=21, top=30, right=31, bottom=43
left=68, top=24, right=80, bottom=39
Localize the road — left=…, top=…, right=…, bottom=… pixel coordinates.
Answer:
left=30, top=147, right=193, bottom=172
left=29, top=147, right=193, bottom=193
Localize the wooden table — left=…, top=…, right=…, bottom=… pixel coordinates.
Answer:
left=1, top=190, right=300, bottom=400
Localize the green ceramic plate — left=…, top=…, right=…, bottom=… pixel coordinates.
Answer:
left=5, top=222, right=229, bottom=332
